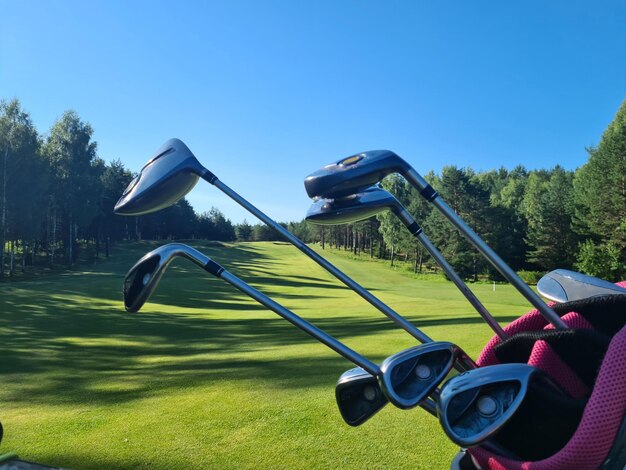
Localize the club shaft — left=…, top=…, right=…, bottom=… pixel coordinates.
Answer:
left=218, top=270, right=381, bottom=375
left=395, top=208, right=507, bottom=339
left=405, top=168, right=568, bottom=330
left=208, top=176, right=433, bottom=344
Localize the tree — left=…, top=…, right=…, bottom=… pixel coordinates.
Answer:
left=523, top=167, right=578, bottom=270
left=235, top=219, right=253, bottom=241
left=0, top=99, right=46, bottom=275
left=43, top=111, right=99, bottom=264
left=573, top=99, right=626, bottom=279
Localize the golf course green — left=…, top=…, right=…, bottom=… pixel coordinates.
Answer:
left=0, top=241, right=531, bottom=469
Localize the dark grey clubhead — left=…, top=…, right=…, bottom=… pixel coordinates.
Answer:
left=437, top=364, right=564, bottom=448
left=114, top=139, right=211, bottom=216
left=124, top=243, right=217, bottom=312
left=537, top=269, right=626, bottom=303
left=380, top=342, right=475, bottom=410
left=304, top=150, right=411, bottom=199
left=306, top=186, right=405, bottom=225
left=335, top=368, right=388, bottom=426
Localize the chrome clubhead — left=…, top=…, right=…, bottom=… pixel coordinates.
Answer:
left=304, top=150, right=411, bottom=199
left=437, top=364, right=562, bottom=447
left=305, top=186, right=401, bottom=225
left=114, top=138, right=208, bottom=216
left=538, top=269, right=626, bottom=303
left=124, top=243, right=210, bottom=312
left=335, top=367, right=388, bottom=426
left=379, top=342, right=475, bottom=409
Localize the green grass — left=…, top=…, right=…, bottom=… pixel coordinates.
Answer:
left=0, top=241, right=531, bottom=469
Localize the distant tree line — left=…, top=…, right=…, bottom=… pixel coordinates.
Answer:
left=287, top=100, right=626, bottom=282
left=2, top=97, right=624, bottom=281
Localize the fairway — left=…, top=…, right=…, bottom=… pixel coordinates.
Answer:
left=0, top=241, right=532, bottom=469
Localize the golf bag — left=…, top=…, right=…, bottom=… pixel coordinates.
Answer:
left=462, top=284, right=626, bottom=469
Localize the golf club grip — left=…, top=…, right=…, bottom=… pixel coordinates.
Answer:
left=208, top=176, right=434, bottom=345
left=217, top=269, right=381, bottom=376
left=404, top=169, right=567, bottom=330
left=203, top=258, right=224, bottom=276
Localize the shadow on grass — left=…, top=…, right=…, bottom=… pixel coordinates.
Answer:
left=0, top=241, right=519, bottom=409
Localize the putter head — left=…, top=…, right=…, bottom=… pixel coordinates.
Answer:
left=114, top=138, right=207, bottom=216
left=335, top=367, right=388, bottom=426
left=305, top=186, right=400, bottom=225
left=538, top=269, right=626, bottom=303
left=124, top=243, right=210, bottom=312
left=304, top=150, right=410, bottom=199
left=437, top=364, right=559, bottom=447
left=379, top=342, right=474, bottom=410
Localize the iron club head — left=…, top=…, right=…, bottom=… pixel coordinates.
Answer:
left=123, top=243, right=212, bottom=312
left=379, top=342, right=475, bottom=410
left=437, top=364, right=565, bottom=448
left=335, top=367, right=388, bottom=426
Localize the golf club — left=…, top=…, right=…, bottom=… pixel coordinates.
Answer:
left=437, top=364, right=577, bottom=449
left=114, top=138, right=434, bottom=345
left=304, top=150, right=568, bottom=330
left=306, top=186, right=507, bottom=339
left=124, top=243, right=477, bottom=413
left=538, top=269, right=626, bottom=303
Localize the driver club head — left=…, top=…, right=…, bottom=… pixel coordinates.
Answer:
left=114, top=138, right=208, bottom=216
left=537, top=269, right=626, bottom=303
left=305, top=186, right=401, bottom=225
left=304, top=150, right=411, bottom=199
left=437, top=364, right=561, bottom=448
left=335, top=367, right=388, bottom=426
left=124, top=243, right=210, bottom=312
left=379, top=342, right=474, bottom=410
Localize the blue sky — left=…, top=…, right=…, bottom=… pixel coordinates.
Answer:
left=1, top=1, right=624, bottom=223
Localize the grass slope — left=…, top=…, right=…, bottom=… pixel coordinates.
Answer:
left=0, top=241, right=531, bottom=469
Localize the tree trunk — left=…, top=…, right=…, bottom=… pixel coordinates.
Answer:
left=9, top=239, right=14, bottom=276
left=320, top=227, right=325, bottom=250
left=68, top=214, right=73, bottom=265
left=414, top=247, right=419, bottom=273
left=51, top=208, right=56, bottom=266
left=390, top=244, right=395, bottom=267
left=0, top=146, right=6, bottom=277
left=105, top=236, right=110, bottom=258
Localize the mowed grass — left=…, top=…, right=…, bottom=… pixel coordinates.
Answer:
left=0, top=241, right=531, bottom=469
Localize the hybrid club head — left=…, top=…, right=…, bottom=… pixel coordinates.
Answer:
left=379, top=342, right=475, bottom=410
left=538, top=269, right=626, bottom=303
left=437, top=364, right=562, bottom=448
left=335, top=367, right=388, bottom=426
left=123, top=243, right=211, bottom=312
left=114, top=138, right=209, bottom=216
left=304, top=150, right=411, bottom=199
left=306, top=186, right=403, bottom=225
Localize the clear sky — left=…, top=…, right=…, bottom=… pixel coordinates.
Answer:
left=1, top=1, right=624, bottom=223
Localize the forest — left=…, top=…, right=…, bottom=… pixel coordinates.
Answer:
left=1, top=97, right=624, bottom=281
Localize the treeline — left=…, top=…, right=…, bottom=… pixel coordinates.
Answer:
left=0, top=99, right=239, bottom=277
left=2, top=97, right=624, bottom=282
left=297, top=100, right=626, bottom=282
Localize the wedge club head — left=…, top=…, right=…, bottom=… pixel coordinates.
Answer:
left=538, top=269, right=626, bottom=303
left=335, top=367, right=388, bottom=426
left=379, top=342, right=475, bottom=410
left=437, top=364, right=563, bottom=448
left=123, top=243, right=212, bottom=312
left=114, top=138, right=210, bottom=216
